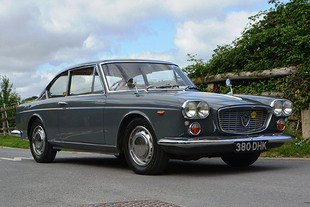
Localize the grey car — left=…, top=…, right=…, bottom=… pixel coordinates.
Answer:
left=15, top=59, right=294, bottom=174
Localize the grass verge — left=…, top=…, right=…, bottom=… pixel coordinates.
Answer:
left=262, top=137, right=310, bottom=158
left=0, top=135, right=309, bottom=158
left=0, top=135, right=29, bottom=149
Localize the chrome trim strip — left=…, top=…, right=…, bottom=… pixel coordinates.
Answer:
left=158, top=133, right=294, bottom=147
left=50, top=140, right=115, bottom=148
left=18, top=106, right=179, bottom=114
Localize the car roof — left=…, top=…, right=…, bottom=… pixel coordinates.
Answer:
left=62, top=59, right=176, bottom=70
left=39, top=59, right=179, bottom=97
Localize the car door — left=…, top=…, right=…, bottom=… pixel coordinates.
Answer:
left=57, top=65, right=106, bottom=145
left=36, top=71, right=69, bottom=142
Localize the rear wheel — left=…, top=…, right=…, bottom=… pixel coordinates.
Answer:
left=29, top=120, right=57, bottom=163
left=221, top=152, right=261, bottom=167
left=123, top=118, right=168, bottom=175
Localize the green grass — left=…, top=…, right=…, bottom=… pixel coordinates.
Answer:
left=262, top=137, right=310, bottom=158
left=0, top=135, right=29, bottom=149
left=1, top=135, right=309, bottom=158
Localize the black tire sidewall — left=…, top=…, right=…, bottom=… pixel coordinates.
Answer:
left=221, top=152, right=261, bottom=167
left=123, top=118, right=168, bottom=175
left=29, top=120, right=56, bottom=163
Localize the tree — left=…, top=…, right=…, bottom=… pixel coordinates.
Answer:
left=0, top=76, right=21, bottom=129
left=0, top=76, right=21, bottom=106
left=185, top=0, right=310, bottom=77
left=184, top=0, right=310, bottom=110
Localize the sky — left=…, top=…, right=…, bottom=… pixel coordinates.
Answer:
left=0, top=0, right=273, bottom=99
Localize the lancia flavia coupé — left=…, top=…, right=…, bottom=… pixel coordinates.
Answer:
left=15, top=59, right=294, bottom=174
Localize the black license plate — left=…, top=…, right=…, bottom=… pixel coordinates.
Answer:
left=234, top=141, right=268, bottom=153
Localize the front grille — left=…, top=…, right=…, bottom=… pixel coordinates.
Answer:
left=218, top=107, right=270, bottom=134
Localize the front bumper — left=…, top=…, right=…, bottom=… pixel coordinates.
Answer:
left=157, top=133, right=294, bottom=156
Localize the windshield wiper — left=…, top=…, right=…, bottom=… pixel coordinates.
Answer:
left=146, top=84, right=180, bottom=91
left=184, top=85, right=200, bottom=91
left=145, top=85, right=156, bottom=91
left=156, top=84, right=179, bottom=89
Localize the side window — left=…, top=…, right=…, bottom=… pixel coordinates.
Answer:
left=48, top=72, right=68, bottom=98
left=69, top=67, right=93, bottom=95
left=93, top=71, right=104, bottom=93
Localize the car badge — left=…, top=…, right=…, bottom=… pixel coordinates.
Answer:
left=241, top=113, right=251, bottom=127
left=251, top=111, right=257, bottom=118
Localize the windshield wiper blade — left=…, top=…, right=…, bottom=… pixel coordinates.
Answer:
left=184, top=86, right=200, bottom=91
left=156, top=84, right=179, bottom=89
left=146, top=85, right=156, bottom=91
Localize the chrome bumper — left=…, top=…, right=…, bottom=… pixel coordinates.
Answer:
left=10, top=130, right=27, bottom=141
left=158, top=133, right=294, bottom=147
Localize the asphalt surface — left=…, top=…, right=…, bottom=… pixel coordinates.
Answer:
left=0, top=147, right=309, bottom=207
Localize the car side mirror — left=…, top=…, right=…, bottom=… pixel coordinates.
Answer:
left=226, top=79, right=233, bottom=95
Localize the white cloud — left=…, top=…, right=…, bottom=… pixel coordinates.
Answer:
left=0, top=0, right=268, bottom=98
left=174, top=11, right=254, bottom=61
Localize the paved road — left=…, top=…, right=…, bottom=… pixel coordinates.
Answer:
left=0, top=147, right=309, bottom=207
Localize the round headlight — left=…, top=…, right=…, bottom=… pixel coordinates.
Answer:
left=183, top=101, right=197, bottom=118
left=283, top=100, right=293, bottom=116
left=273, top=100, right=282, bottom=116
left=197, top=102, right=210, bottom=118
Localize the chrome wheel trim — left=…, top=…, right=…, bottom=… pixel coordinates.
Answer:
left=128, top=126, right=154, bottom=167
left=31, top=125, right=46, bottom=156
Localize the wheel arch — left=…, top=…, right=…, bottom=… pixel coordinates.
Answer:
left=27, top=114, right=45, bottom=140
left=117, top=111, right=155, bottom=153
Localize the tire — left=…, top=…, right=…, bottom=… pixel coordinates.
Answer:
left=221, top=152, right=261, bottom=167
left=29, top=120, right=57, bottom=163
left=123, top=118, right=168, bottom=175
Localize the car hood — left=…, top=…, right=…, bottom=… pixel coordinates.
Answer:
left=144, top=90, right=273, bottom=110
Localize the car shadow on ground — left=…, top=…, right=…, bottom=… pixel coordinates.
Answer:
left=52, top=153, right=291, bottom=176
left=165, top=158, right=291, bottom=176
left=54, top=155, right=128, bottom=170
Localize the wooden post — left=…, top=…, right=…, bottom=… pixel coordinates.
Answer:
left=301, top=107, right=310, bottom=139
left=2, top=109, right=6, bottom=136
left=206, top=83, right=215, bottom=91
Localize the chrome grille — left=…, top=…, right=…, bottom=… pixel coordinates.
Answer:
left=218, top=107, right=269, bottom=134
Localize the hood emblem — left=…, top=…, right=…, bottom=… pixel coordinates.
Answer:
left=241, top=113, right=251, bottom=127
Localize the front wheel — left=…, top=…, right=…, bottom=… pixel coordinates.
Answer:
left=221, top=152, right=261, bottom=167
left=123, top=118, right=168, bottom=175
left=29, top=120, right=57, bottom=163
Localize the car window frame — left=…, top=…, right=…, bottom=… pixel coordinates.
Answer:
left=67, top=65, right=105, bottom=97
left=46, top=71, right=69, bottom=99
left=100, top=62, right=193, bottom=93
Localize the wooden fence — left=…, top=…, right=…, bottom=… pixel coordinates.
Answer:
left=0, top=105, right=17, bottom=136
left=191, top=66, right=309, bottom=139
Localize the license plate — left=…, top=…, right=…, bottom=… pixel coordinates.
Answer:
left=234, top=141, right=268, bottom=153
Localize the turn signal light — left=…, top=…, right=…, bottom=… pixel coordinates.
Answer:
left=189, top=122, right=201, bottom=135
left=277, top=119, right=286, bottom=131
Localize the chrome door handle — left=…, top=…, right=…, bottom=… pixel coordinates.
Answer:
left=58, top=102, right=68, bottom=106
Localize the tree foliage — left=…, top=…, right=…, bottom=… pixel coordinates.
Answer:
left=185, top=0, right=310, bottom=76
left=0, top=76, right=21, bottom=128
left=184, top=0, right=310, bottom=110
left=0, top=76, right=20, bottom=106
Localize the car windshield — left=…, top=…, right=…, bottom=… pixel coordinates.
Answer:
left=101, top=63, right=193, bottom=91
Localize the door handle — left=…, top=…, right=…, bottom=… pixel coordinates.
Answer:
left=58, top=102, right=68, bottom=106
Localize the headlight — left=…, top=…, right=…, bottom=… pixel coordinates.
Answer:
left=183, top=101, right=197, bottom=118
left=283, top=100, right=293, bottom=116
left=183, top=101, right=210, bottom=119
left=273, top=100, right=282, bottom=116
left=197, top=102, right=210, bottom=118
